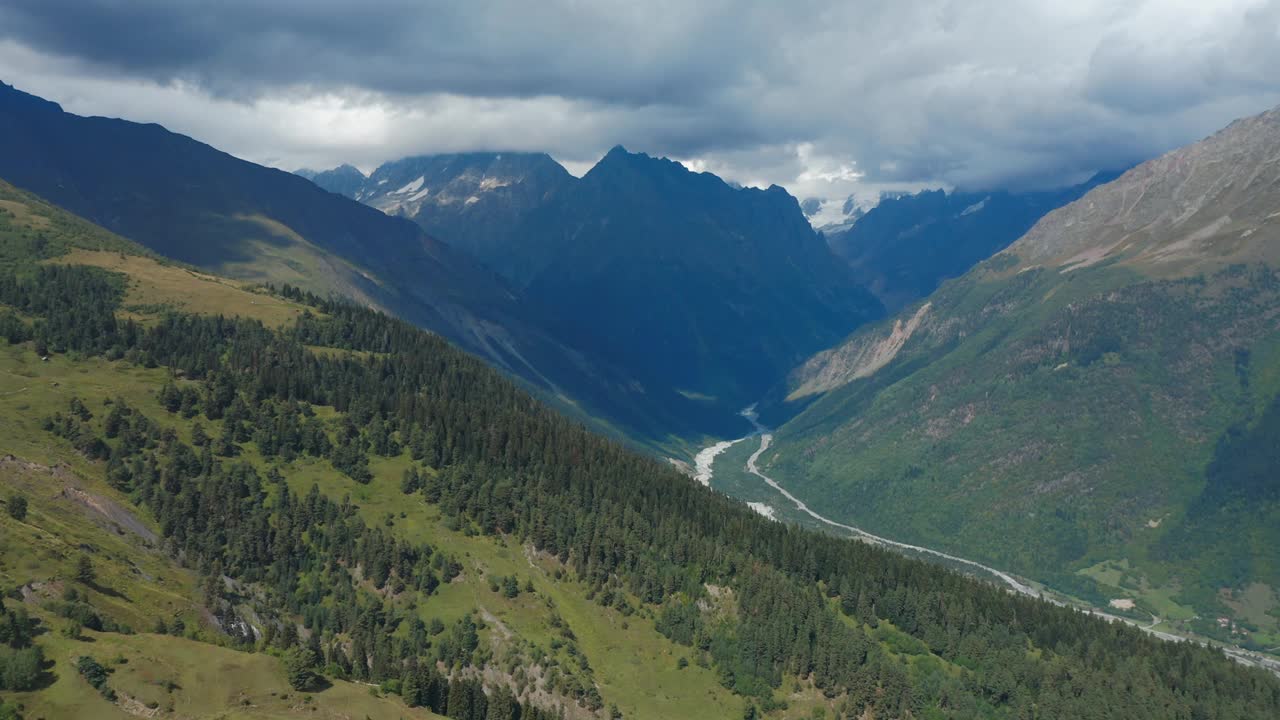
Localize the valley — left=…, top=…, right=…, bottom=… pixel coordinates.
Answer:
left=696, top=413, right=1280, bottom=676
left=3, top=23, right=1280, bottom=714
left=702, top=103, right=1280, bottom=673
left=4, top=168, right=1278, bottom=719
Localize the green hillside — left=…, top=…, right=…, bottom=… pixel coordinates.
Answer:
left=0, top=80, right=751, bottom=458
left=3, top=181, right=1280, bottom=720
left=758, top=106, right=1280, bottom=650
left=0, top=181, right=747, bottom=719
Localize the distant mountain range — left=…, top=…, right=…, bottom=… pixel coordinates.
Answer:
left=822, top=174, right=1122, bottom=311
left=0, top=81, right=881, bottom=445
left=0, top=81, right=738, bottom=444
left=304, top=146, right=884, bottom=417
left=756, top=103, right=1280, bottom=645
left=294, top=163, right=368, bottom=198
left=307, top=150, right=1122, bottom=409
left=299, top=152, right=574, bottom=271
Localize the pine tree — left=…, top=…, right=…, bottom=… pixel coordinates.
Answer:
left=283, top=646, right=319, bottom=691
left=74, top=555, right=95, bottom=585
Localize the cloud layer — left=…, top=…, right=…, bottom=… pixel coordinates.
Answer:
left=1, top=0, right=1278, bottom=204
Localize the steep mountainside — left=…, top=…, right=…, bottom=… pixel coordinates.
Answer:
left=825, top=173, right=1121, bottom=311
left=0, top=81, right=732, bottom=445
left=0, top=81, right=523, bottom=360
left=4, top=180, right=1277, bottom=720
left=522, top=148, right=884, bottom=411
left=329, top=152, right=575, bottom=265
left=336, top=146, right=883, bottom=416
left=756, top=104, right=1280, bottom=647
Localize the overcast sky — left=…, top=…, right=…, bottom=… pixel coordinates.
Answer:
left=2, top=0, right=1278, bottom=214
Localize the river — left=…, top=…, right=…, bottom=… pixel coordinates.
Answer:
left=697, top=405, right=1280, bottom=676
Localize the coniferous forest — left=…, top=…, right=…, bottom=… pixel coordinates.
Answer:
left=2, top=235, right=1279, bottom=719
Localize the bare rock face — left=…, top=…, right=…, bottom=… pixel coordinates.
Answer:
left=787, top=302, right=932, bottom=400
left=1007, top=106, right=1280, bottom=274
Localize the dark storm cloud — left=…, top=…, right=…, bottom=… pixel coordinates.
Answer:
left=1, top=0, right=1278, bottom=198
left=0, top=0, right=780, bottom=105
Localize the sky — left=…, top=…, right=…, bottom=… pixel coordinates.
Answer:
left=1, top=0, right=1278, bottom=217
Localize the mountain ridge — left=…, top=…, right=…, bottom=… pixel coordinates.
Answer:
left=0, top=80, right=739, bottom=446
left=3, top=177, right=1277, bottom=719
left=823, top=170, right=1124, bottom=311
left=312, top=143, right=885, bottom=422
left=752, top=101, right=1280, bottom=648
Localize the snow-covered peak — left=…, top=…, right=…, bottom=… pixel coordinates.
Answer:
left=803, top=194, right=869, bottom=234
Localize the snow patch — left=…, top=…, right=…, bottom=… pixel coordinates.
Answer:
left=746, top=502, right=777, bottom=520
left=465, top=196, right=481, bottom=205
left=807, top=197, right=868, bottom=232
left=395, top=176, right=425, bottom=194
left=478, top=177, right=512, bottom=191
left=408, top=187, right=432, bottom=202
left=960, top=197, right=988, bottom=216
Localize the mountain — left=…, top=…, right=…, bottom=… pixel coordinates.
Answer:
left=0, top=81, right=732, bottom=445
left=325, top=152, right=575, bottom=266
left=295, top=163, right=367, bottom=198
left=755, top=104, right=1280, bottom=646
left=337, top=145, right=884, bottom=416
left=823, top=174, right=1122, bottom=311
left=801, top=194, right=865, bottom=235
left=0, top=80, right=519, bottom=352
left=3, top=181, right=1276, bottom=719
left=513, top=147, right=883, bottom=410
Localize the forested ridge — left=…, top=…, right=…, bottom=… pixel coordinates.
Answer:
left=2, top=240, right=1280, bottom=719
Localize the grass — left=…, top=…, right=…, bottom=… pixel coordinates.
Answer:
left=1077, top=559, right=1198, bottom=621
left=757, top=262, right=1280, bottom=636
left=11, top=628, right=446, bottom=719
left=209, top=215, right=382, bottom=308
left=0, top=343, right=442, bottom=718
left=50, top=249, right=310, bottom=328
left=0, top=225, right=978, bottom=715
left=0, top=339, right=756, bottom=719
left=0, top=198, right=52, bottom=230
left=280, top=454, right=746, bottom=720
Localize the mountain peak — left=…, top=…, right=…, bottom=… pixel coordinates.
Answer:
left=587, top=145, right=698, bottom=184
left=1008, top=100, right=1280, bottom=272
left=0, top=79, right=64, bottom=114
left=592, top=144, right=647, bottom=169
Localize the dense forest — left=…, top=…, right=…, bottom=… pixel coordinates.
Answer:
left=2, top=243, right=1280, bottom=719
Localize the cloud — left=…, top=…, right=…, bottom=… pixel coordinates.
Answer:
left=1, top=0, right=1278, bottom=203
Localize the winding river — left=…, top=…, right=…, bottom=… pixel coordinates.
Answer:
left=699, top=405, right=1280, bottom=675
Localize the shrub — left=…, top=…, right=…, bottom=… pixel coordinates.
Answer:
left=4, top=494, right=26, bottom=522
